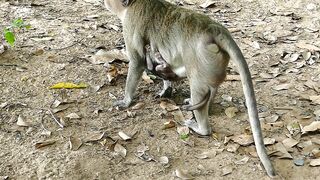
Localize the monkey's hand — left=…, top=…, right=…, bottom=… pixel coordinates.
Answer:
left=113, top=99, right=132, bottom=108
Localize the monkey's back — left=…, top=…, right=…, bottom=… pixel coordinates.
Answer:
left=125, top=0, right=229, bottom=43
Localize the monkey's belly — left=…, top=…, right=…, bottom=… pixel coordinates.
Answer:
left=172, top=66, right=186, bottom=78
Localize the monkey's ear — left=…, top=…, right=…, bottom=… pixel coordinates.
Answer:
left=121, top=0, right=131, bottom=6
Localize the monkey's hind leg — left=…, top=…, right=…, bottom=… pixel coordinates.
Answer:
left=185, top=81, right=217, bottom=136
left=181, top=90, right=210, bottom=111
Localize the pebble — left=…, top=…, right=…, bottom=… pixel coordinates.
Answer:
left=294, top=159, right=304, bottom=166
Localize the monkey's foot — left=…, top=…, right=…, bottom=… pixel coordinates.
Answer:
left=157, top=86, right=173, bottom=98
left=184, top=119, right=212, bottom=136
left=113, top=99, right=131, bottom=109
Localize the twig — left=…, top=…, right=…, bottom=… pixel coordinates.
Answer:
left=50, top=38, right=84, bottom=51
left=0, top=64, right=18, bottom=67
left=274, top=107, right=294, bottom=110
left=40, top=112, right=50, bottom=131
left=47, top=109, right=64, bottom=128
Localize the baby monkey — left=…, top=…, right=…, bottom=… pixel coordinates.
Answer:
left=145, top=45, right=208, bottom=110
left=144, top=45, right=177, bottom=98
left=145, top=45, right=178, bottom=81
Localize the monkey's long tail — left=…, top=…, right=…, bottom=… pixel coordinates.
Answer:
left=214, top=31, right=276, bottom=177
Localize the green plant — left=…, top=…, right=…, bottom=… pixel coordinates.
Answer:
left=3, top=18, right=31, bottom=47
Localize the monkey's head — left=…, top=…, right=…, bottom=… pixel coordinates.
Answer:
left=104, top=0, right=132, bottom=21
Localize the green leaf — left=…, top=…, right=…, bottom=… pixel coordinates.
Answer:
left=12, top=18, right=24, bottom=28
left=180, top=134, right=189, bottom=140
left=4, top=29, right=15, bottom=47
left=25, top=25, right=31, bottom=29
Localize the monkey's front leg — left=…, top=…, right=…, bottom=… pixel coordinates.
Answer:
left=114, top=51, right=145, bottom=108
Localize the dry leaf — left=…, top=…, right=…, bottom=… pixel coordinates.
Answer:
left=195, top=151, right=217, bottom=159
left=234, top=156, right=250, bottom=165
left=0, top=44, right=5, bottom=54
left=222, top=166, right=233, bottom=176
left=232, top=134, right=254, bottom=146
left=33, top=48, right=44, bottom=56
left=182, top=0, right=196, bottom=5
left=260, top=72, right=274, bottom=79
left=310, top=96, right=320, bottom=105
left=40, top=129, right=52, bottom=137
left=84, top=132, right=105, bottom=142
left=118, top=131, right=132, bottom=141
left=295, top=42, right=320, bottom=52
left=312, top=149, right=320, bottom=158
left=137, top=143, right=149, bottom=153
left=264, top=138, right=276, bottom=145
left=225, top=75, right=241, bottom=81
left=50, top=82, right=87, bottom=89
left=226, top=143, right=240, bottom=153
left=304, top=81, right=320, bottom=93
left=158, top=156, right=169, bottom=165
left=69, top=136, right=82, bottom=151
left=287, top=121, right=301, bottom=136
left=273, top=84, right=290, bottom=91
left=131, top=102, right=145, bottom=110
left=90, top=49, right=127, bottom=64
left=66, top=113, right=80, bottom=119
left=106, top=65, right=118, bottom=83
left=310, top=159, right=320, bottom=167
left=274, top=142, right=293, bottom=159
left=17, top=115, right=30, bottom=127
left=108, top=24, right=120, bottom=31
left=224, top=136, right=232, bottom=144
left=0, top=102, right=8, bottom=108
left=162, top=120, right=176, bottom=130
left=298, top=140, right=313, bottom=149
left=114, top=143, right=127, bottom=158
left=175, top=169, right=194, bottom=180
left=177, top=126, right=190, bottom=136
left=136, top=152, right=155, bottom=162
left=160, top=101, right=179, bottom=111
left=311, top=138, right=320, bottom=145
left=265, top=115, right=279, bottom=123
left=142, top=72, right=154, bottom=84
left=172, top=110, right=185, bottom=122
left=282, top=138, right=299, bottom=149
left=287, top=53, right=300, bottom=62
left=51, top=99, right=62, bottom=108
left=199, top=0, right=216, bottom=8
left=35, top=140, right=56, bottom=149
left=302, top=121, right=320, bottom=132
left=225, top=107, right=238, bottom=118
left=313, top=109, right=320, bottom=117
left=302, top=51, right=312, bottom=60
left=52, top=106, right=69, bottom=113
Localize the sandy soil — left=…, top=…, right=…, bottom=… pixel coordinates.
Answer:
left=0, top=0, right=319, bottom=179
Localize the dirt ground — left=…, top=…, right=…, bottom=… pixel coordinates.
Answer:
left=1, top=0, right=320, bottom=179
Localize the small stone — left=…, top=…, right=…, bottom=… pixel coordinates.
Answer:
left=294, top=159, right=304, bottom=166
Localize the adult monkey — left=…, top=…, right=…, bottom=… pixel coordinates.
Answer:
left=104, top=0, right=276, bottom=177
